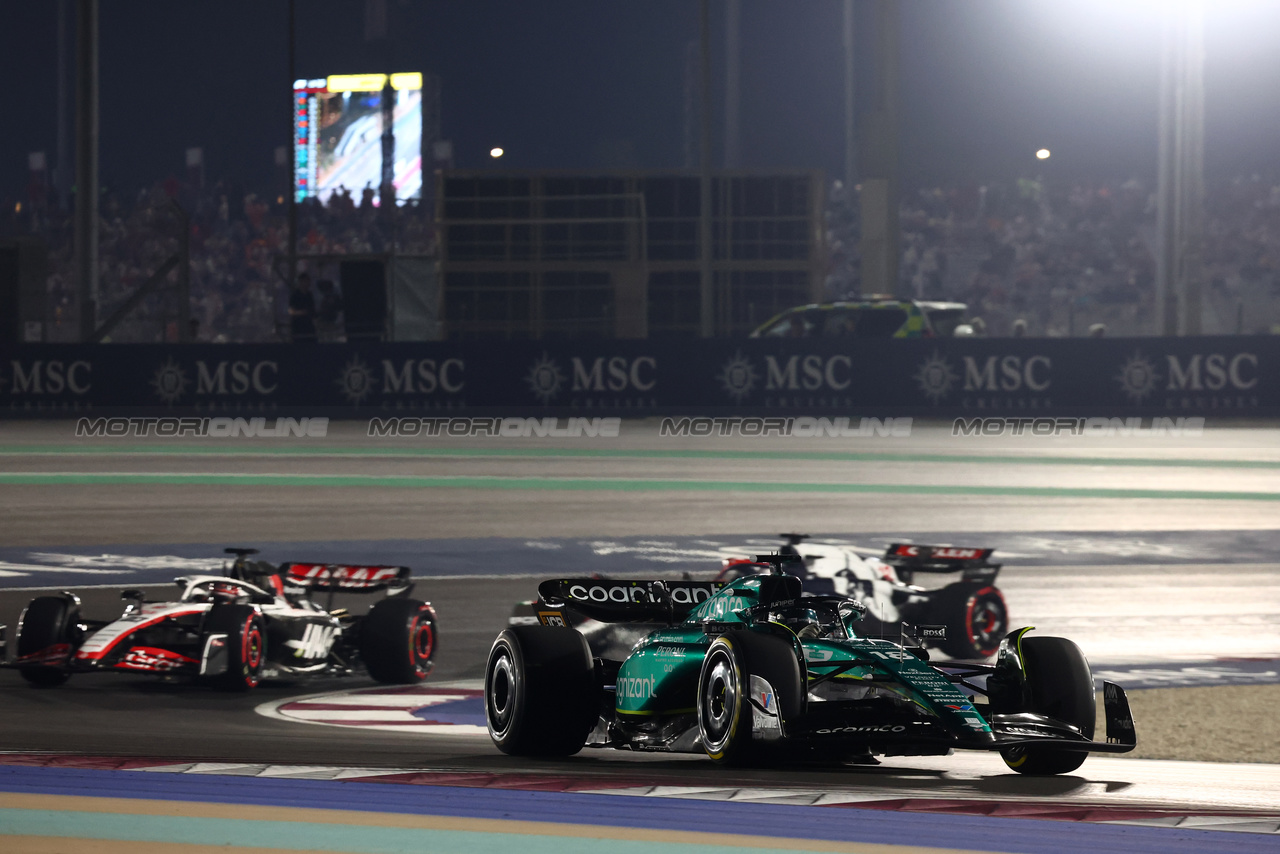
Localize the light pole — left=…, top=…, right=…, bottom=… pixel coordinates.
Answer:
left=724, top=0, right=740, bottom=169
left=843, top=0, right=856, bottom=189
left=287, top=0, right=298, bottom=302
left=857, top=0, right=900, bottom=298
left=74, top=0, right=99, bottom=342
left=1155, top=1, right=1204, bottom=336
left=698, top=0, right=713, bottom=337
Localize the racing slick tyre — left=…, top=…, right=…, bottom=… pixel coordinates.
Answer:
left=203, top=604, right=266, bottom=691
left=485, top=627, right=598, bottom=757
left=698, top=631, right=804, bottom=766
left=933, top=582, right=1008, bottom=659
left=16, top=596, right=79, bottom=687
left=361, top=598, right=437, bottom=684
left=1001, top=636, right=1096, bottom=776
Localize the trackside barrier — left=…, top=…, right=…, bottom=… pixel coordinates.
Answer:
left=1, top=336, right=1275, bottom=417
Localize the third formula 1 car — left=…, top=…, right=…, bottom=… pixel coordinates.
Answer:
left=2, top=548, right=437, bottom=690
left=485, top=560, right=1136, bottom=775
left=717, top=535, right=1008, bottom=659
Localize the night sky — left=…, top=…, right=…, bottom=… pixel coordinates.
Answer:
left=4, top=0, right=1280, bottom=202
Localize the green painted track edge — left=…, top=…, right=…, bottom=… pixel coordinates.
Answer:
left=1, top=471, right=1277, bottom=501
left=0, top=444, right=1276, bottom=470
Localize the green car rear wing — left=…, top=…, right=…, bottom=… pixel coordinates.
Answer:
left=537, top=578, right=726, bottom=624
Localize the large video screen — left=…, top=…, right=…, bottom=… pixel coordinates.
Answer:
left=293, top=72, right=423, bottom=205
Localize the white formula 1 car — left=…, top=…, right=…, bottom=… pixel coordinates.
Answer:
left=715, top=535, right=1009, bottom=659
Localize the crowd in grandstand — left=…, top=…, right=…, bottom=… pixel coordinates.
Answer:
left=5, top=171, right=1280, bottom=340
left=827, top=174, right=1280, bottom=336
left=4, top=177, right=434, bottom=342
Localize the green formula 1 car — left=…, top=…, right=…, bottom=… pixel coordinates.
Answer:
left=483, top=562, right=1136, bottom=775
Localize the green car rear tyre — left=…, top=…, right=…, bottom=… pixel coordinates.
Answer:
left=485, top=626, right=598, bottom=757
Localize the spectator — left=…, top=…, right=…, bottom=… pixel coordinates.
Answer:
left=289, top=272, right=317, bottom=343
left=315, top=278, right=344, bottom=342
left=12, top=167, right=1280, bottom=341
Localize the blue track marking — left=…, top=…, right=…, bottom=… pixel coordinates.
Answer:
left=4, top=529, right=1280, bottom=588
left=1, top=766, right=1278, bottom=854
left=1093, top=659, right=1280, bottom=689
left=409, top=695, right=486, bottom=725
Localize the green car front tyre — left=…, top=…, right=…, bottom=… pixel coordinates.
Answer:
left=698, top=631, right=804, bottom=765
left=1001, top=636, right=1096, bottom=775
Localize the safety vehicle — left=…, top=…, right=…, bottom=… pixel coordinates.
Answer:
left=750, top=298, right=968, bottom=339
